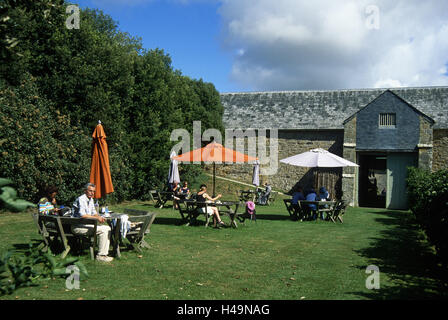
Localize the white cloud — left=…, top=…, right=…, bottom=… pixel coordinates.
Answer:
left=374, top=79, right=403, bottom=88
left=217, top=0, right=448, bottom=91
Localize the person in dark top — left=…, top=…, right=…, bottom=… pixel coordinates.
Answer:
left=197, top=184, right=225, bottom=228
left=179, top=181, right=190, bottom=200
left=305, top=188, right=318, bottom=220
left=291, top=186, right=305, bottom=205
left=171, top=181, right=181, bottom=209
left=318, top=186, right=330, bottom=220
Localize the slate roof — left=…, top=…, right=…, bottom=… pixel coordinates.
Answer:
left=220, top=86, right=448, bottom=130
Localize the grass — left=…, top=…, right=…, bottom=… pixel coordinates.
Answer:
left=1, top=195, right=447, bottom=301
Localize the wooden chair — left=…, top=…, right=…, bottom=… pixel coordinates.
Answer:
left=177, top=199, right=200, bottom=226
left=149, top=190, right=173, bottom=208
left=121, top=209, right=158, bottom=254
left=332, top=200, right=347, bottom=223
left=58, top=217, right=98, bottom=260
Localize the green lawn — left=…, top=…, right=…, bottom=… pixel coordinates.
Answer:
left=0, top=198, right=447, bottom=300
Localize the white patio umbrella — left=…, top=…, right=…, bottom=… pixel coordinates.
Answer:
left=167, top=150, right=180, bottom=185
left=252, top=160, right=260, bottom=187
left=280, top=148, right=358, bottom=198
left=280, top=148, right=359, bottom=168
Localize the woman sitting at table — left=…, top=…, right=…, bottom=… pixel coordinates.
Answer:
left=179, top=181, right=190, bottom=200
left=38, top=185, right=71, bottom=216
left=197, top=184, right=226, bottom=228
left=171, top=181, right=181, bottom=209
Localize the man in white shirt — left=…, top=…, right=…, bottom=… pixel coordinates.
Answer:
left=72, top=183, right=113, bottom=262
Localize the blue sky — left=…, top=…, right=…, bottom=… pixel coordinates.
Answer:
left=74, top=0, right=243, bottom=92
left=72, top=0, right=448, bottom=93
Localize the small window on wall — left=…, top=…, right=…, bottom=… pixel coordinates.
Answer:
left=379, top=113, right=396, bottom=128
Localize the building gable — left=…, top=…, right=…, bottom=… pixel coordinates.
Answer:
left=354, top=90, right=433, bottom=151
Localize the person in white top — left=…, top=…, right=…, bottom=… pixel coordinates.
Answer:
left=72, top=183, right=113, bottom=262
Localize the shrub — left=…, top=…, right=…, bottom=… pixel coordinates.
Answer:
left=0, top=77, right=91, bottom=205
left=407, top=167, right=448, bottom=266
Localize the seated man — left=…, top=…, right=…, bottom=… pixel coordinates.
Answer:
left=72, top=183, right=113, bottom=262
left=318, top=186, right=330, bottom=201
left=258, top=182, right=272, bottom=205
left=171, top=181, right=181, bottom=209
left=291, top=186, right=306, bottom=220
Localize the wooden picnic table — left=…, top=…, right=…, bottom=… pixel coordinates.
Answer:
left=32, top=209, right=157, bottom=260
left=178, top=199, right=244, bottom=228
left=297, top=200, right=337, bottom=222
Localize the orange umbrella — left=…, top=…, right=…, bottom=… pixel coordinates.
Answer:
left=89, top=121, right=114, bottom=199
left=173, top=142, right=258, bottom=197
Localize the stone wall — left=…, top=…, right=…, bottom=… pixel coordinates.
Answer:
left=433, top=129, right=448, bottom=171
left=212, top=129, right=344, bottom=193
left=342, top=116, right=358, bottom=206
left=417, top=116, right=434, bottom=170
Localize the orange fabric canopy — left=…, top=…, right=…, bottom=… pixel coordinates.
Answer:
left=173, top=142, right=258, bottom=163
left=89, top=123, right=114, bottom=199
left=173, top=142, right=258, bottom=197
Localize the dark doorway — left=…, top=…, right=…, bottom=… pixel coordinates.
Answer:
left=358, top=154, right=387, bottom=208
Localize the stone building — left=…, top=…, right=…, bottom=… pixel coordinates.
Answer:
left=219, top=86, right=448, bottom=210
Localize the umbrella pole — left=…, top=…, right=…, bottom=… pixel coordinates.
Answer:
left=213, top=162, right=216, bottom=198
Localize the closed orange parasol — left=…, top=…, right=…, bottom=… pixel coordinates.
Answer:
left=90, top=121, right=114, bottom=199
left=173, top=142, right=258, bottom=197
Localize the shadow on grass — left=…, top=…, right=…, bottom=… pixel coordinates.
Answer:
left=350, top=210, right=448, bottom=299
left=254, top=213, right=292, bottom=221
left=153, top=216, right=188, bottom=226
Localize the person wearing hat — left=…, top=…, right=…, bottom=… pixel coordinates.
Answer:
left=318, top=186, right=330, bottom=220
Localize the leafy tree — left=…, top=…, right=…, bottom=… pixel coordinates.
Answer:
left=0, top=1, right=224, bottom=204
left=0, top=76, right=91, bottom=204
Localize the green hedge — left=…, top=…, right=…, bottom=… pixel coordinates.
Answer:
left=0, top=1, right=224, bottom=206
left=407, top=167, right=448, bottom=266
left=0, top=77, right=91, bottom=204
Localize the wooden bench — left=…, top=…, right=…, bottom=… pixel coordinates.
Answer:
left=283, top=199, right=305, bottom=221
left=32, top=213, right=98, bottom=260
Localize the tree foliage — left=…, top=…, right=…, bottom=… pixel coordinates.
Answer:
left=407, top=167, right=448, bottom=266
